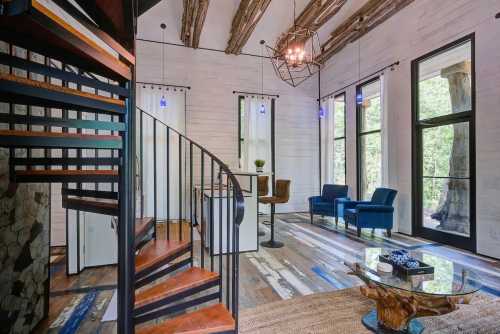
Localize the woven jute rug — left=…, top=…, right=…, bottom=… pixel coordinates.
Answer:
left=239, top=288, right=374, bottom=334
left=239, top=287, right=500, bottom=334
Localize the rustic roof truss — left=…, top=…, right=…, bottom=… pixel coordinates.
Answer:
left=317, top=0, right=414, bottom=63
left=225, top=0, right=272, bottom=55
left=181, top=0, right=210, bottom=48
left=276, top=0, right=347, bottom=52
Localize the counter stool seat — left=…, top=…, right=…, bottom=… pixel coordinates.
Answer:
left=259, top=179, right=290, bottom=249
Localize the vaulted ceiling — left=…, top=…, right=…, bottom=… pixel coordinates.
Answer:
left=137, top=0, right=414, bottom=63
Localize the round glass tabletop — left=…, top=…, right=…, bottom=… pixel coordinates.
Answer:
left=353, top=248, right=482, bottom=296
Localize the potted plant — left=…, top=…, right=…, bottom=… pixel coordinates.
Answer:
left=254, top=159, right=265, bottom=173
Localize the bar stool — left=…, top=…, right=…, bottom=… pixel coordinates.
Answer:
left=259, top=179, right=290, bottom=248
left=257, top=175, right=269, bottom=237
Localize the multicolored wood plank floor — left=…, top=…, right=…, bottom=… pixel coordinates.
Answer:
left=36, top=214, right=500, bottom=333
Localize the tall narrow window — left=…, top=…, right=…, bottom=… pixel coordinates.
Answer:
left=333, top=93, right=346, bottom=184
left=237, top=95, right=275, bottom=174
left=357, top=78, right=382, bottom=200
left=412, top=35, right=475, bottom=251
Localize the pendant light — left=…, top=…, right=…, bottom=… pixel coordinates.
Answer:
left=356, top=39, right=363, bottom=105
left=160, top=23, right=167, bottom=109
left=259, top=40, right=266, bottom=114
left=264, top=0, right=321, bottom=87
left=319, top=106, right=325, bottom=119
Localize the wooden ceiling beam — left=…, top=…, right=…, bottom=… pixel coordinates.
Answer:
left=317, top=0, right=414, bottom=63
left=181, top=0, right=210, bottom=48
left=225, top=0, right=271, bottom=55
left=276, top=0, right=347, bottom=52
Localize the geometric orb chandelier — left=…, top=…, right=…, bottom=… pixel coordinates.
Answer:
left=264, top=1, right=321, bottom=87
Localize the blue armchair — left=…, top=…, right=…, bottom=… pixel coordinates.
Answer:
left=308, top=184, right=349, bottom=225
left=343, top=188, right=397, bottom=237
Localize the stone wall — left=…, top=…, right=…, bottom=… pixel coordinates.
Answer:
left=0, top=147, right=50, bottom=333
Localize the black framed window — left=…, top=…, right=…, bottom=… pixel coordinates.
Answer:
left=356, top=78, right=382, bottom=200
left=412, top=34, right=475, bottom=251
left=333, top=93, right=346, bottom=185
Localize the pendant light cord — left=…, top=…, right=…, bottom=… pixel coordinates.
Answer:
left=161, top=23, right=166, bottom=85
left=261, top=42, right=264, bottom=101
left=358, top=39, right=361, bottom=82
left=293, top=0, right=296, bottom=31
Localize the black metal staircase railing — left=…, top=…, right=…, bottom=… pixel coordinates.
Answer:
left=1, top=1, right=244, bottom=331
left=136, top=107, right=245, bottom=329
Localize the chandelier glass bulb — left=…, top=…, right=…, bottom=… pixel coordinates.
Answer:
left=284, top=45, right=307, bottom=67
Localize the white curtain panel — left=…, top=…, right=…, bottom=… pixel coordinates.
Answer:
left=137, top=85, right=186, bottom=220
left=320, top=97, right=335, bottom=186
left=243, top=97, right=272, bottom=174
left=380, top=72, right=390, bottom=187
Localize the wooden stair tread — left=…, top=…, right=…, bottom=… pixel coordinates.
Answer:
left=135, top=267, right=219, bottom=309
left=136, top=304, right=234, bottom=334
left=0, top=130, right=122, bottom=149
left=16, top=169, right=118, bottom=177
left=135, top=240, right=191, bottom=274
left=135, top=217, right=154, bottom=237
left=63, top=196, right=118, bottom=216
left=64, top=197, right=118, bottom=208
left=15, top=169, right=119, bottom=183
left=0, top=129, right=121, bottom=141
left=0, top=0, right=132, bottom=81
left=0, top=73, right=125, bottom=106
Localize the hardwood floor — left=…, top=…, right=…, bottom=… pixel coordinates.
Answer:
left=37, top=215, right=500, bottom=333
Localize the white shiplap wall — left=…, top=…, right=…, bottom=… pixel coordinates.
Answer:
left=320, top=0, right=500, bottom=258
left=136, top=39, right=319, bottom=213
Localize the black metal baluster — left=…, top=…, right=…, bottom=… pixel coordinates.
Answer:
left=218, top=166, right=223, bottom=302
left=153, top=119, right=157, bottom=239
left=234, top=190, right=240, bottom=330
left=189, top=142, right=194, bottom=266
left=178, top=133, right=182, bottom=241
left=166, top=127, right=170, bottom=240
left=8, top=44, right=14, bottom=182
left=43, top=56, right=50, bottom=171
left=232, top=186, right=237, bottom=316
left=140, top=111, right=144, bottom=218
left=226, top=178, right=231, bottom=308
left=26, top=50, right=31, bottom=171
left=210, top=158, right=214, bottom=272
left=94, top=101, right=99, bottom=193
left=76, top=69, right=82, bottom=224
left=62, top=63, right=70, bottom=270
left=200, top=151, right=205, bottom=268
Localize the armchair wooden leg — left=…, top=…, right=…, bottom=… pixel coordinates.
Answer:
left=310, top=212, right=314, bottom=224
left=345, top=222, right=348, bottom=230
left=335, top=216, right=338, bottom=226
left=357, top=227, right=361, bottom=238
left=386, top=229, right=392, bottom=238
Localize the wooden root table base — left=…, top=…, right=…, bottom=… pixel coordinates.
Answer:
left=362, top=309, right=424, bottom=334
left=359, top=284, right=473, bottom=333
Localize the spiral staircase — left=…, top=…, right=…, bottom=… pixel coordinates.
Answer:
left=0, top=1, right=244, bottom=333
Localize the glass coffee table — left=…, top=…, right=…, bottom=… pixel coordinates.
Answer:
left=346, top=248, right=482, bottom=334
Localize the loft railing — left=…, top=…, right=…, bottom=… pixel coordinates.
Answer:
left=136, top=106, right=245, bottom=327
